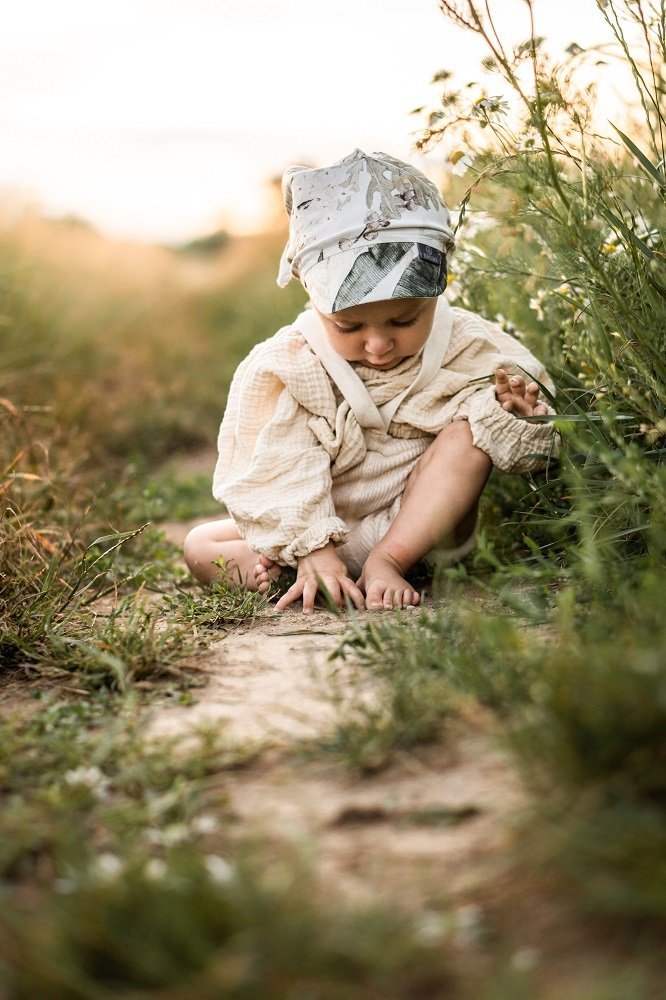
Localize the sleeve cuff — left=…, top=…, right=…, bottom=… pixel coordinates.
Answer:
left=277, top=517, right=349, bottom=568
left=468, top=386, right=559, bottom=473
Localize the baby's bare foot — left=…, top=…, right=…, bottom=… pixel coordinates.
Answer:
left=254, top=554, right=281, bottom=593
left=359, top=552, right=420, bottom=611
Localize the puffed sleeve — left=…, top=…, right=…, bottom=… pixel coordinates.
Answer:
left=446, top=310, right=559, bottom=473
left=466, top=387, right=558, bottom=473
left=213, top=334, right=349, bottom=567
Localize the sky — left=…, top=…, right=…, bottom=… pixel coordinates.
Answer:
left=0, top=0, right=625, bottom=243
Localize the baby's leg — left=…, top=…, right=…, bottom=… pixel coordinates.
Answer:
left=360, top=420, right=491, bottom=610
left=183, top=518, right=279, bottom=591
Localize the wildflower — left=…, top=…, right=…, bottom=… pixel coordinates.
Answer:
left=445, top=272, right=461, bottom=301
left=414, top=910, right=449, bottom=945
left=145, top=858, right=168, bottom=880
left=452, top=902, right=485, bottom=947
left=204, top=854, right=235, bottom=885
left=191, top=814, right=219, bottom=836
left=143, top=828, right=166, bottom=846
left=54, top=878, right=76, bottom=894
left=511, top=946, right=541, bottom=971
left=450, top=150, right=474, bottom=176
left=471, top=95, right=509, bottom=120
left=90, top=853, right=124, bottom=882
left=63, top=765, right=110, bottom=800
left=162, top=823, right=190, bottom=846
left=529, top=296, right=545, bottom=321
left=143, top=823, right=190, bottom=847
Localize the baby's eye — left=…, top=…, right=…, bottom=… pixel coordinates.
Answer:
left=336, top=324, right=361, bottom=333
left=392, top=317, right=417, bottom=328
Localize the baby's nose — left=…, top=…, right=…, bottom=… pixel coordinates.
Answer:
left=364, top=333, right=393, bottom=356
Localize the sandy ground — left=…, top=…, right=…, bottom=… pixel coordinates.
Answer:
left=147, top=518, right=528, bottom=917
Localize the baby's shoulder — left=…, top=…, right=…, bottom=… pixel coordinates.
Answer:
left=242, top=322, right=316, bottom=373
left=236, top=319, right=335, bottom=412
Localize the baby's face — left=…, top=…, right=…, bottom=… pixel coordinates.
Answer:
left=315, top=297, right=437, bottom=370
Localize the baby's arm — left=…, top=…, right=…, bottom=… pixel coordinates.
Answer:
left=275, top=543, right=365, bottom=614
left=494, top=369, right=550, bottom=417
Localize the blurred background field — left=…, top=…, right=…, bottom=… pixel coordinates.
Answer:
left=1, top=1, right=666, bottom=996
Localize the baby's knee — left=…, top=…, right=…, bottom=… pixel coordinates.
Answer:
left=183, top=523, right=206, bottom=571
left=434, top=419, right=489, bottom=465
left=183, top=518, right=241, bottom=572
left=415, top=419, right=473, bottom=469
left=437, top=418, right=474, bottom=446
left=183, top=521, right=220, bottom=571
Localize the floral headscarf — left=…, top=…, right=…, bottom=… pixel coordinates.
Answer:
left=277, top=149, right=455, bottom=314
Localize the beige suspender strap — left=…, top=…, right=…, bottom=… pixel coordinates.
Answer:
left=296, top=299, right=453, bottom=431
left=297, top=310, right=386, bottom=430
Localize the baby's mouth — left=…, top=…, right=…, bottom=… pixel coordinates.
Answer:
left=366, top=356, right=399, bottom=368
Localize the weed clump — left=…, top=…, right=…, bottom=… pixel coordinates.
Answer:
left=329, top=0, right=666, bottom=932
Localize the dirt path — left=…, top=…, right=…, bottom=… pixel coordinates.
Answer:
left=150, top=520, right=527, bottom=918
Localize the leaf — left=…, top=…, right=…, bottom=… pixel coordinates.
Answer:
left=599, top=208, right=656, bottom=261
left=611, top=124, right=666, bottom=191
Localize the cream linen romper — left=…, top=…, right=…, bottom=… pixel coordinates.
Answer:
left=296, top=302, right=477, bottom=578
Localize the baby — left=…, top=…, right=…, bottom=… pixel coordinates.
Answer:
left=184, top=149, right=556, bottom=613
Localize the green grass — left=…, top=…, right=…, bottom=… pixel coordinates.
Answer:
left=0, top=693, right=457, bottom=999
left=164, top=576, right=271, bottom=631
left=327, top=571, right=666, bottom=921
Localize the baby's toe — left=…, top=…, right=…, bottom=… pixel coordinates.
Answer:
left=365, top=583, right=385, bottom=611
left=395, top=588, right=417, bottom=608
left=255, top=554, right=282, bottom=588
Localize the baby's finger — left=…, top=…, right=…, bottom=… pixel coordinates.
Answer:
left=301, top=579, right=319, bottom=615
left=494, top=368, right=512, bottom=397
left=340, top=577, right=365, bottom=610
left=525, top=380, right=541, bottom=406
left=275, top=580, right=305, bottom=612
left=509, top=374, right=526, bottom=397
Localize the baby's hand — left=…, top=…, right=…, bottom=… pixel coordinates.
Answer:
left=495, top=369, right=549, bottom=417
left=275, top=544, right=365, bottom=614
